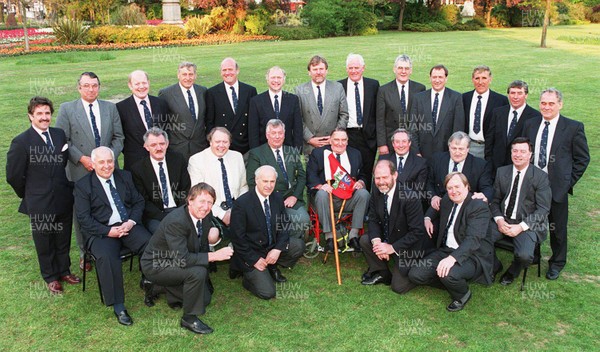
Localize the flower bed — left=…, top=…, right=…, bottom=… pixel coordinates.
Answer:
left=0, top=27, right=54, bottom=45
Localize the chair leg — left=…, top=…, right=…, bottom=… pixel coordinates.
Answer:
left=82, top=255, right=88, bottom=292
left=520, top=267, right=528, bottom=291
left=129, top=255, right=134, bottom=272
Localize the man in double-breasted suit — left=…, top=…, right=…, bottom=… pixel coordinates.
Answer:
left=521, top=88, right=589, bottom=280
left=376, top=54, right=426, bottom=156
left=206, top=57, right=257, bottom=155
left=339, top=53, right=380, bottom=190
left=247, top=119, right=309, bottom=239
left=7, top=96, right=80, bottom=295
left=490, top=138, right=551, bottom=285
left=158, top=62, right=208, bottom=161
left=230, top=166, right=305, bottom=299
left=409, top=65, right=465, bottom=160
left=55, top=71, right=124, bottom=269
left=116, top=70, right=168, bottom=170
left=248, top=66, right=303, bottom=150
left=409, top=172, right=494, bottom=312
left=295, top=55, right=348, bottom=155
left=378, top=128, right=428, bottom=194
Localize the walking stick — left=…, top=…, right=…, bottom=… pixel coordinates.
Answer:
left=327, top=180, right=342, bottom=285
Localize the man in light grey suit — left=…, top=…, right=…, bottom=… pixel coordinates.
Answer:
left=295, top=55, right=348, bottom=155
left=409, top=65, right=465, bottom=160
left=55, top=71, right=124, bottom=270
left=158, top=62, right=208, bottom=161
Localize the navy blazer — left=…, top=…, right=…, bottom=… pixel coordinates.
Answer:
left=339, top=77, right=380, bottom=149
left=462, top=89, right=508, bottom=137
left=248, top=91, right=303, bottom=149
left=306, top=145, right=366, bottom=190
left=427, top=152, right=493, bottom=201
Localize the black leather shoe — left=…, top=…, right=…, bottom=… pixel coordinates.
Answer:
left=546, top=268, right=560, bottom=280
left=268, top=266, right=287, bottom=283
left=447, top=291, right=471, bottom=312
left=361, top=271, right=372, bottom=282
left=500, top=271, right=515, bottom=286
left=348, top=237, right=361, bottom=251
left=361, top=274, right=391, bottom=286
left=168, top=302, right=183, bottom=310
left=229, top=267, right=242, bottom=279
left=180, top=317, right=213, bottom=334
left=325, top=238, right=334, bottom=253
left=142, top=279, right=155, bottom=307
left=114, top=310, right=133, bottom=326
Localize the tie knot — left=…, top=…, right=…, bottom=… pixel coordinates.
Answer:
left=477, top=95, right=482, bottom=100
left=544, top=121, right=550, bottom=126
left=274, top=94, right=278, bottom=99
left=106, top=179, right=112, bottom=185
left=402, top=85, right=405, bottom=90
left=317, top=85, right=321, bottom=91
left=218, top=157, right=224, bottom=163
left=399, top=156, right=404, bottom=161
left=276, top=149, right=280, bottom=154
left=435, top=92, right=439, bottom=97
left=230, top=86, right=235, bottom=92
left=354, top=81, right=359, bottom=87
left=158, top=161, right=163, bottom=167
left=42, top=131, right=49, bottom=136
left=89, top=103, right=93, bottom=108
left=140, top=100, right=147, bottom=106
left=513, top=110, right=518, bottom=116
left=196, top=219, right=202, bottom=230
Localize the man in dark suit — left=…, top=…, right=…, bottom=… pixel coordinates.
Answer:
left=490, top=138, right=551, bottom=285
left=376, top=54, right=425, bottom=156
left=409, top=65, right=465, bottom=160
left=522, top=88, right=589, bottom=280
left=141, top=183, right=233, bottom=334
left=74, top=147, right=152, bottom=326
left=409, top=172, right=494, bottom=312
left=462, top=65, right=508, bottom=159
left=158, top=62, right=208, bottom=161
left=295, top=55, right=349, bottom=155
left=306, top=129, right=370, bottom=252
left=206, top=57, right=258, bottom=155
left=248, top=66, right=303, bottom=150
left=56, top=71, right=125, bottom=271
left=486, top=80, right=540, bottom=174
left=360, top=160, right=434, bottom=293
left=339, top=53, right=380, bottom=190
left=378, top=128, right=428, bottom=194
left=7, top=96, right=80, bottom=294
left=130, top=127, right=191, bottom=234
left=247, top=119, right=309, bottom=239
left=428, top=132, right=493, bottom=212
left=230, top=166, right=305, bottom=299
left=116, top=70, right=168, bottom=170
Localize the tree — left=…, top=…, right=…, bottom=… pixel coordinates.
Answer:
left=540, top=0, right=550, bottom=47
left=191, top=0, right=247, bottom=9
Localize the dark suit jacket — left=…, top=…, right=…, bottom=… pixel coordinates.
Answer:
left=74, top=169, right=145, bottom=245
left=427, top=152, right=493, bottom=201
left=206, top=81, right=258, bottom=155
left=522, top=115, right=590, bottom=203
left=490, top=164, right=551, bottom=241
left=462, top=89, right=508, bottom=138
left=425, top=194, right=494, bottom=285
left=376, top=79, right=426, bottom=149
left=306, top=145, right=366, bottom=190
left=230, top=190, right=290, bottom=271
left=130, top=151, right=191, bottom=222
left=409, top=88, right=465, bottom=159
left=246, top=144, right=306, bottom=207
left=339, top=77, right=380, bottom=149
left=140, top=205, right=212, bottom=273
left=158, top=83, right=208, bottom=160
left=6, top=127, right=73, bottom=216
left=248, top=91, right=303, bottom=149
left=486, top=104, right=540, bottom=172
left=116, top=95, right=169, bottom=170
left=379, top=152, right=428, bottom=192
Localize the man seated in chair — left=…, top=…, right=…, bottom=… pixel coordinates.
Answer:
left=490, top=137, right=551, bottom=285
left=74, top=146, right=152, bottom=326
left=141, top=182, right=233, bottom=334
left=306, top=128, right=370, bottom=252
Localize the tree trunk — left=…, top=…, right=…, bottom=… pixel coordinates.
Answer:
left=19, top=0, right=30, bottom=52
left=398, top=0, right=406, bottom=31
left=541, top=0, right=550, bottom=48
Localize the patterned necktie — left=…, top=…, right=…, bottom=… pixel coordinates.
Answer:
left=317, top=85, right=323, bottom=116
left=336, top=153, right=341, bottom=163
left=41, top=131, right=53, bottom=148
left=538, top=121, right=550, bottom=169
left=106, top=179, right=128, bottom=222
left=505, top=171, right=520, bottom=219
left=187, top=89, right=196, bottom=120
left=432, top=93, right=439, bottom=131
left=442, top=203, right=458, bottom=246
left=196, top=220, right=203, bottom=240
left=354, top=82, right=363, bottom=126
left=397, top=156, right=404, bottom=174
left=140, top=100, right=153, bottom=129
left=275, top=149, right=289, bottom=185
left=400, top=85, right=407, bottom=115
left=218, top=158, right=233, bottom=208
left=274, top=94, right=280, bottom=119
left=383, top=193, right=390, bottom=243
left=158, top=161, right=169, bottom=208
left=89, top=104, right=101, bottom=148
left=507, top=110, right=518, bottom=139
left=230, top=86, right=238, bottom=114
left=264, top=199, right=272, bottom=245
left=473, top=95, right=482, bottom=134
left=452, top=161, right=459, bottom=172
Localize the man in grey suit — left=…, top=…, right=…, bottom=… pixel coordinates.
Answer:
left=490, top=137, right=551, bottom=285
left=376, top=54, right=426, bottom=156
left=295, top=55, right=348, bottom=155
left=55, top=71, right=124, bottom=270
left=158, top=62, right=208, bottom=161
left=409, top=65, right=465, bottom=160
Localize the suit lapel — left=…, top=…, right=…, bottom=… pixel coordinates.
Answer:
left=92, top=173, right=111, bottom=207
left=389, top=189, right=400, bottom=231
left=435, top=91, right=451, bottom=135
left=98, top=100, right=112, bottom=144
left=75, top=100, right=96, bottom=146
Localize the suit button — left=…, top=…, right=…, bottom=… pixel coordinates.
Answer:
left=239, top=133, right=242, bottom=135
left=224, top=124, right=228, bottom=127
left=222, top=114, right=225, bottom=117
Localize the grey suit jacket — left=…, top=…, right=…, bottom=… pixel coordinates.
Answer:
left=55, top=99, right=124, bottom=182
left=295, top=80, right=348, bottom=154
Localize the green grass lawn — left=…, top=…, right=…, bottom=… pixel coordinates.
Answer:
left=0, top=25, right=599, bottom=351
